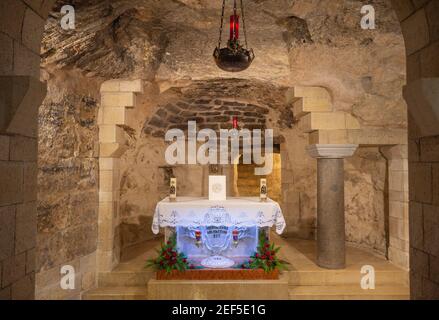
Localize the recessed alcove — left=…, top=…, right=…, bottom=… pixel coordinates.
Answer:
left=235, top=151, right=282, bottom=204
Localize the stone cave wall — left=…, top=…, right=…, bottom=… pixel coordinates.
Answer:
left=285, top=0, right=407, bottom=128
left=36, top=70, right=101, bottom=299
left=345, top=148, right=388, bottom=253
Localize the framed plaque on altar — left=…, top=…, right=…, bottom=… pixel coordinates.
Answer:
left=209, top=176, right=226, bottom=201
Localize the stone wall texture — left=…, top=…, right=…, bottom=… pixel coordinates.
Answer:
left=36, top=70, right=100, bottom=299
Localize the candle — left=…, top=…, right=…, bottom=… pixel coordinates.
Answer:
left=260, top=179, right=267, bottom=201
left=233, top=229, right=239, bottom=246
left=232, top=116, right=239, bottom=129
left=170, top=178, right=177, bottom=200
left=229, top=14, right=240, bottom=40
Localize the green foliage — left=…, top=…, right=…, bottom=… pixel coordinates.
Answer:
left=145, top=234, right=189, bottom=274
left=242, top=230, right=289, bottom=273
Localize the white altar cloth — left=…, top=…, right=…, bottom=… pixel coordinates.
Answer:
left=152, top=197, right=286, bottom=235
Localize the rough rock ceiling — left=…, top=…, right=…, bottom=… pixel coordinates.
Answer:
left=41, top=0, right=301, bottom=84
left=42, top=0, right=402, bottom=87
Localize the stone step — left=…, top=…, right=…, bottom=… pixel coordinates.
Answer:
left=287, top=269, right=408, bottom=286
left=237, top=175, right=259, bottom=181
left=289, top=285, right=409, bottom=300
left=97, top=269, right=407, bottom=287
left=98, top=271, right=155, bottom=287
left=82, top=287, right=148, bottom=300
left=237, top=182, right=258, bottom=186
left=147, top=278, right=289, bottom=300
left=237, top=179, right=259, bottom=185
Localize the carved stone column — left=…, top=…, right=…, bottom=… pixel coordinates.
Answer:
left=307, top=144, right=358, bottom=269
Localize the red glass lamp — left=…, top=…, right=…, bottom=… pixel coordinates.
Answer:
left=214, top=0, right=255, bottom=72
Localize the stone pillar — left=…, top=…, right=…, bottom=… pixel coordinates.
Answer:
left=307, top=144, right=358, bottom=269
left=381, top=145, right=409, bottom=270
left=97, top=79, right=143, bottom=272
left=403, top=78, right=439, bottom=299
left=0, top=76, right=46, bottom=300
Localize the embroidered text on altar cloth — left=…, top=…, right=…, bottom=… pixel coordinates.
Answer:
left=164, top=121, right=274, bottom=175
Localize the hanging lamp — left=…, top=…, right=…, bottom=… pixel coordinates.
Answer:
left=213, top=0, right=255, bottom=72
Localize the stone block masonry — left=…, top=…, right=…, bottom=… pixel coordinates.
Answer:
left=140, top=79, right=284, bottom=139
left=393, top=0, right=439, bottom=300
left=142, top=98, right=269, bottom=138
left=0, top=134, right=38, bottom=300
left=97, top=79, right=144, bottom=273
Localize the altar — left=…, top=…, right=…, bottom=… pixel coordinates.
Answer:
left=152, top=197, right=286, bottom=269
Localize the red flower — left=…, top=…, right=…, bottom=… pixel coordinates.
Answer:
left=255, top=253, right=259, bottom=258
left=261, top=255, right=266, bottom=260
left=172, top=252, right=177, bottom=257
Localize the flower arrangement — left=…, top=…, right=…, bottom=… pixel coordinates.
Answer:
left=145, top=234, right=189, bottom=274
left=241, top=230, right=289, bottom=273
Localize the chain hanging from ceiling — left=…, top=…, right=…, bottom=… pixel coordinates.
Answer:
left=213, top=0, right=255, bottom=72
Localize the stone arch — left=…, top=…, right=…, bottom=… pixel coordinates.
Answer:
left=0, top=0, right=438, bottom=300
left=390, top=0, right=439, bottom=300
left=117, top=78, right=290, bottom=250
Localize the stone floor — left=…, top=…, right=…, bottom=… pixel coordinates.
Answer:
left=83, top=236, right=409, bottom=300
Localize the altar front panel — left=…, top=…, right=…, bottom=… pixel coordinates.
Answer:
left=152, top=197, right=286, bottom=268
left=176, top=226, right=259, bottom=259
left=152, top=197, right=286, bottom=235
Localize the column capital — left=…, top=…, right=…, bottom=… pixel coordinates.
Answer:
left=307, top=144, right=358, bottom=159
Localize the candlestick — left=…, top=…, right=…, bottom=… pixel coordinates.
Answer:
left=260, top=178, right=267, bottom=202
left=170, top=178, right=177, bottom=202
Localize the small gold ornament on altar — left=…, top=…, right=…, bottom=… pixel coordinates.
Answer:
left=260, top=178, right=267, bottom=202
left=169, top=178, right=177, bottom=202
